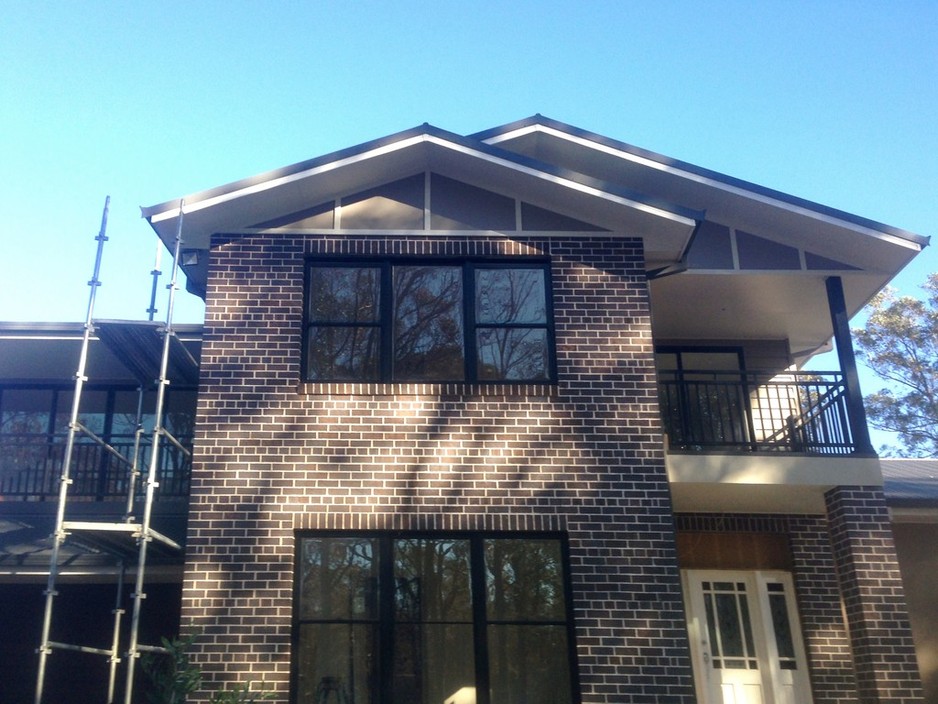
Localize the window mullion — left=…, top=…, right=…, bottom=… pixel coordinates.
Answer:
left=470, top=537, right=491, bottom=704
left=464, top=263, right=477, bottom=384
left=378, top=536, right=394, bottom=703
left=381, top=264, right=394, bottom=382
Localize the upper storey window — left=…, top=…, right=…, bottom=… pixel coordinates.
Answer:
left=304, top=259, right=555, bottom=383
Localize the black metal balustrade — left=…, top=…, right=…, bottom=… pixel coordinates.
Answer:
left=0, top=433, right=191, bottom=501
left=658, top=369, right=855, bottom=454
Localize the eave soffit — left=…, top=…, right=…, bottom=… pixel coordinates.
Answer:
left=475, top=115, right=928, bottom=274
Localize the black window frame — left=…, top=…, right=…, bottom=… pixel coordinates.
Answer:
left=303, top=257, right=557, bottom=384
left=291, top=530, right=581, bottom=704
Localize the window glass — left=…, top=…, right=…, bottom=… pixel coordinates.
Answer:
left=0, top=389, right=54, bottom=485
left=767, top=583, right=797, bottom=668
left=394, top=539, right=472, bottom=622
left=393, top=266, right=464, bottom=381
left=298, top=537, right=377, bottom=620
left=0, top=388, right=52, bottom=435
left=309, top=267, right=380, bottom=322
left=392, top=539, right=474, bottom=702
left=164, top=389, right=196, bottom=437
left=305, top=260, right=554, bottom=384
left=308, top=266, right=382, bottom=381
left=475, top=269, right=546, bottom=324
left=307, top=327, right=380, bottom=381
left=55, top=390, right=107, bottom=436
left=485, top=538, right=566, bottom=621
left=295, top=534, right=576, bottom=704
left=477, top=328, right=549, bottom=381
left=110, top=390, right=156, bottom=437
left=488, top=624, right=572, bottom=703
left=297, top=623, right=375, bottom=704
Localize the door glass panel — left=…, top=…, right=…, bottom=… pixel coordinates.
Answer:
left=702, top=580, right=758, bottom=670
left=767, top=582, right=798, bottom=670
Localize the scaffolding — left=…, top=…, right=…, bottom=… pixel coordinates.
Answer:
left=34, top=198, right=197, bottom=704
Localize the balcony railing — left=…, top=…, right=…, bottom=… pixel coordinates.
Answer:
left=658, top=369, right=856, bottom=455
left=0, top=433, right=191, bottom=501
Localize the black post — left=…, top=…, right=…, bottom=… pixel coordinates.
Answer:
left=826, top=276, right=875, bottom=455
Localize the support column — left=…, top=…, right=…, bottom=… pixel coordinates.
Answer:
left=789, top=516, right=858, bottom=704
left=826, top=276, right=875, bottom=455
left=825, top=485, right=923, bottom=703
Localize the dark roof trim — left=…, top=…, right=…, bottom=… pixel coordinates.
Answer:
left=141, top=122, right=703, bottom=225
left=474, top=115, right=930, bottom=248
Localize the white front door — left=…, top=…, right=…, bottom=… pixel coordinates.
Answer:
left=683, top=570, right=813, bottom=704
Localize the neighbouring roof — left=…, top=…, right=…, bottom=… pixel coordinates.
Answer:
left=880, top=459, right=938, bottom=507
left=0, top=321, right=202, bottom=387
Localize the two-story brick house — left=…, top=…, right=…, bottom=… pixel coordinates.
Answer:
left=3, top=117, right=930, bottom=703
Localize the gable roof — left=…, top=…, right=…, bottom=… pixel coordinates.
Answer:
left=475, top=115, right=927, bottom=274
left=142, top=117, right=927, bottom=357
left=142, top=122, right=701, bottom=256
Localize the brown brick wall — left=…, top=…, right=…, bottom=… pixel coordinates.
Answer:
left=182, top=233, right=695, bottom=702
left=825, top=486, right=923, bottom=703
left=676, top=510, right=923, bottom=703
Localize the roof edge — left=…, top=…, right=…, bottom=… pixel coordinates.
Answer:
left=474, top=115, right=930, bottom=249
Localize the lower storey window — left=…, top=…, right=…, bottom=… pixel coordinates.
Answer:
left=293, top=533, right=578, bottom=704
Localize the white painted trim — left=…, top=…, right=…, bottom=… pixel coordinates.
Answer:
left=485, top=125, right=923, bottom=251
left=151, top=132, right=698, bottom=232
left=423, top=135, right=698, bottom=227
left=149, top=135, right=431, bottom=223
left=666, top=453, right=883, bottom=487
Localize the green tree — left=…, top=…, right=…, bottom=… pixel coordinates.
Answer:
left=853, top=273, right=938, bottom=456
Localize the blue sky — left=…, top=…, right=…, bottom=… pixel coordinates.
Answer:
left=1, top=1, right=936, bottom=442
left=2, top=1, right=935, bottom=324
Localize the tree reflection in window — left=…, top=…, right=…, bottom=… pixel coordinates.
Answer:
left=307, top=266, right=381, bottom=381
left=305, top=260, right=554, bottom=383
left=294, top=533, right=577, bottom=704
left=475, top=268, right=549, bottom=381
left=393, top=267, right=464, bottom=381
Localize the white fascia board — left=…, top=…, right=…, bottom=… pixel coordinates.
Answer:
left=151, top=132, right=697, bottom=232
left=485, top=125, right=923, bottom=252
left=149, top=134, right=430, bottom=225
left=423, top=135, right=697, bottom=229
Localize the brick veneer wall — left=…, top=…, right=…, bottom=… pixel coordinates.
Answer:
left=676, top=510, right=925, bottom=704
left=675, top=513, right=859, bottom=703
left=825, top=486, right=923, bottom=703
left=181, top=233, right=695, bottom=703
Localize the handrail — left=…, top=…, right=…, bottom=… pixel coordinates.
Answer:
left=0, top=433, right=192, bottom=500
left=658, top=369, right=856, bottom=455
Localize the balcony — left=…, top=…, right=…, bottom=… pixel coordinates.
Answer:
left=658, top=369, right=857, bottom=455
left=0, top=433, right=191, bottom=502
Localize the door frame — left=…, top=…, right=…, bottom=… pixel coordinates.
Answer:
left=682, top=569, right=813, bottom=704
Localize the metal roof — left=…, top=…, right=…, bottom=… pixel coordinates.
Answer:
left=880, top=459, right=938, bottom=506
